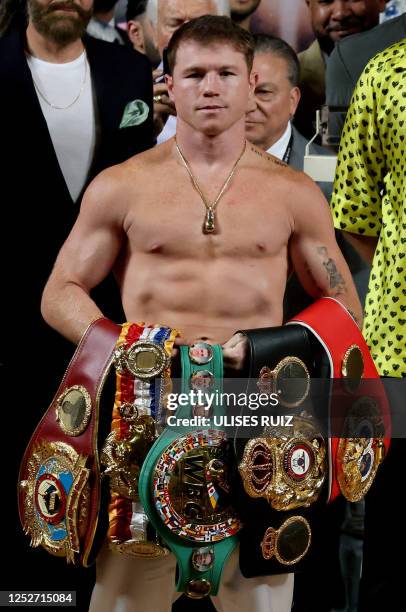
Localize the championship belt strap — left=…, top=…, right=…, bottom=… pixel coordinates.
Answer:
left=18, top=318, right=121, bottom=566
left=236, top=323, right=327, bottom=507
left=101, top=323, right=178, bottom=558
left=139, top=343, right=241, bottom=599
left=288, top=297, right=390, bottom=503
left=234, top=324, right=326, bottom=577
left=240, top=324, right=316, bottom=381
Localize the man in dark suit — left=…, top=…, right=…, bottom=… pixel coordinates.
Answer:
left=0, top=0, right=154, bottom=378
left=0, top=0, right=153, bottom=604
left=245, top=34, right=369, bottom=320
left=245, top=34, right=334, bottom=322
left=245, top=34, right=332, bottom=199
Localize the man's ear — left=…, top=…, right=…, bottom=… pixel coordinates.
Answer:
left=290, top=86, right=301, bottom=117
left=127, top=19, right=145, bottom=53
left=166, top=74, right=175, bottom=101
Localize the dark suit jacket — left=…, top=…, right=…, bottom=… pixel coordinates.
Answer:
left=1, top=28, right=154, bottom=375
left=326, top=14, right=406, bottom=107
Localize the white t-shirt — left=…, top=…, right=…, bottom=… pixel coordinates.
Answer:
left=27, top=51, right=96, bottom=202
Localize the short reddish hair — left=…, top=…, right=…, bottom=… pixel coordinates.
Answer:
left=167, top=15, right=254, bottom=75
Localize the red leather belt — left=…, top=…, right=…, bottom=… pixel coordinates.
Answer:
left=289, top=297, right=390, bottom=502
left=18, top=318, right=121, bottom=566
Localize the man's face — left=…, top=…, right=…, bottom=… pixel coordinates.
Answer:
left=245, top=52, right=300, bottom=151
left=27, top=0, right=93, bottom=45
left=230, top=0, right=261, bottom=22
left=167, top=41, right=255, bottom=137
left=306, top=0, right=386, bottom=52
left=157, top=0, right=219, bottom=57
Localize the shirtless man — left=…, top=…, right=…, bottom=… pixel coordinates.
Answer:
left=41, top=15, right=362, bottom=612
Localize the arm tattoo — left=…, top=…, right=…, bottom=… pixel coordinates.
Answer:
left=317, top=246, right=347, bottom=294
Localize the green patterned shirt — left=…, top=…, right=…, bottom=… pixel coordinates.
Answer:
left=331, top=40, right=406, bottom=377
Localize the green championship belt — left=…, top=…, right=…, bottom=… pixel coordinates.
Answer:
left=139, top=344, right=241, bottom=598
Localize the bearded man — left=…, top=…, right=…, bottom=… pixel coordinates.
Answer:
left=0, top=0, right=153, bottom=601
left=0, top=0, right=154, bottom=377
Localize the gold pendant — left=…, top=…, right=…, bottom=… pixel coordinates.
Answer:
left=204, top=209, right=215, bottom=234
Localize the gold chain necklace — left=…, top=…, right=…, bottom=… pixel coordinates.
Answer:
left=32, top=54, right=88, bottom=110
left=175, top=138, right=246, bottom=234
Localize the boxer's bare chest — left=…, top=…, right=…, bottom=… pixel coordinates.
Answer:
left=123, top=164, right=293, bottom=263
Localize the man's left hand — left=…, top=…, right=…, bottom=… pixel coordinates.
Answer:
left=222, top=333, right=248, bottom=371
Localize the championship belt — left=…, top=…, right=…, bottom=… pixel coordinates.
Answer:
left=18, top=318, right=121, bottom=566
left=139, top=344, right=242, bottom=599
left=289, top=297, right=390, bottom=503
left=101, top=323, right=178, bottom=558
left=234, top=298, right=389, bottom=578
left=234, top=323, right=326, bottom=576
left=237, top=323, right=327, bottom=510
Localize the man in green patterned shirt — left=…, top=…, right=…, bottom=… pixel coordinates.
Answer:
left=331, top=39, right=406, bottom=611
left=332, top=39, right=406, bottom=378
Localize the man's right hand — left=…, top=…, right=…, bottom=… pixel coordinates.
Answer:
left=153, top=68, right=176, bottom=136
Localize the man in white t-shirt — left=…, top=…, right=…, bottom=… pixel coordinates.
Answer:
left=0, top=0, right=153, bottom=603
left=0, top=0, right=153, bottom=327
left=25, top=0, right=97, bottom=203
